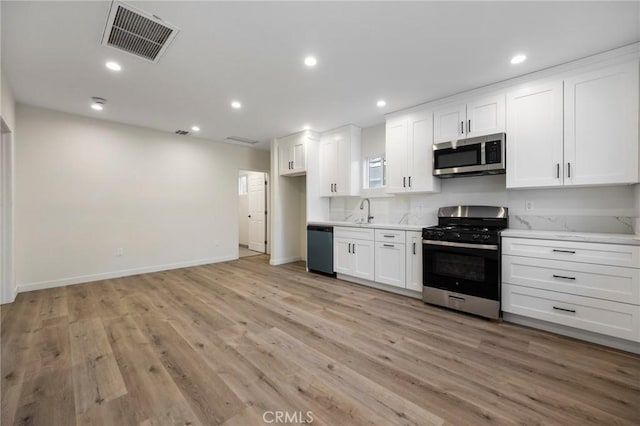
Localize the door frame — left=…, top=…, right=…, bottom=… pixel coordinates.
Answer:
left=1, top=118, right=15, bottom=304
left=238, top=169, right=270, bottom=257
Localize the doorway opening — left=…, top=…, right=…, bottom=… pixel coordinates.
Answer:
left=0, top=119, right=15, bottom=304
left=238, top=170, right=268, bottom=258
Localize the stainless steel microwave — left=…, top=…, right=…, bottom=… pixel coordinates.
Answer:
left=433, top=133, right=506, bottom=178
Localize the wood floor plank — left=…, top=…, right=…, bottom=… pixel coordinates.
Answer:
left=1, top=255, right=639, bottom=425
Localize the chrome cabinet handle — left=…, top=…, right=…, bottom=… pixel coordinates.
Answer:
left=553, top=306, right=576, bottom=313
left=553, top=274, right=576, bottom=281
left=553, top=249, right=576, bottom=254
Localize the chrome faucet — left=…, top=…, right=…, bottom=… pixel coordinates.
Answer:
left=359, top=198, right=374, bottom=224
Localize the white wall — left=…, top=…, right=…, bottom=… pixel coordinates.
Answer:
left=361, top=123, right=385, bottom=159
left=15, top=104, right=269, bottom=290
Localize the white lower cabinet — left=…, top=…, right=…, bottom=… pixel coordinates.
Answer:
left=334, top=227, right=375, bottom=281
left=502, top=236, right=640, bottom=344
left=334, top=227, right=423, bottom=294
left=375, top=242, right=405, bottom=288
left=406, top=231, right=423, bottom=292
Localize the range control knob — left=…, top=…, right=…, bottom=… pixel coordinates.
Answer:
left=482, top=235, right=491, bottom=241
left=472, top=234, right=480, bottom=240
left=453, top=233, right=461, bottom=238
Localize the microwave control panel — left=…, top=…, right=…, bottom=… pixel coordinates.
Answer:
left=485, top=141, right=501, bottom=164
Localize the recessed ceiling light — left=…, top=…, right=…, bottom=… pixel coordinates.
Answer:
left=303, top=125, right=311, bottom=131
left=191, top=126, right=200, bottom=132
left=231, top=101, right=242, bottom=109
left=510, top=54, right=527, bottom=65
left=90, top=97, right=106, bottom=111
left=304, top=56, right=317, bottom=67
left=105, top=61, right=121, bottom=71
left=376, top=100, right=387, bottom=107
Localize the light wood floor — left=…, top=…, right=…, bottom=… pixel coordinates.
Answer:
left=2, top=255, right=639, bottom=425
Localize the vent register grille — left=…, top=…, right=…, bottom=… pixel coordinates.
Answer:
left=102, top=2, right=179, bottom=62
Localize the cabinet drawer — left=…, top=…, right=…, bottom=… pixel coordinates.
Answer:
left=334, top=226, right=374, bottom=241
left=502, top=237, right=640, bottom=268
left=503, top=255, right=640, bottom=304
left=502, top=284, right=640, bottom=342
left=374, top=229, right=406, bottom=243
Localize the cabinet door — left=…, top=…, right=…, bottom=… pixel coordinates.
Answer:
left=278, top=141, right=291, bottom=176
left=334, top=238, right=353, bottom=275
left=352, top=240, right=375, bottom=281
left=506, top=81, right=564, bottom=188
left=405, top=232, right=422, bottom=292
left=433, top=103, right=466, bottom=143
left=564, top=61, right=639, bottom=186
left=291, top=138, right=307, bottom=174
left=407, top=111, right=440, bottom=193
left=375, top=242, right=406, bottom=288
left=466, top=94, right=506, bottom=138
left=334, top=132, right=351, bottom=196
left=319, top=139, right=337, bottom=197
left=385, top=117, right=409, bottom=193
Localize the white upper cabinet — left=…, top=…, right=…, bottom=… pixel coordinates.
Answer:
left=507, top=80, right=564, bottom=188
left=564, top=61, right=639, bottom=187
left=433, top=104, right=466, bottom=143
left=433, top=94, right=505, bottom=143
left=507, top=60, right=639, bottom=189
left=466, top=94, right=506, bottom=138
left=385, top=110, right=440, bottom=194
left=278, top=132, right=307, bottom=176
left=319, top=125, right=362, bottom=197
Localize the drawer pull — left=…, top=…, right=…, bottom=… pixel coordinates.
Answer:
left=552, top=249, right=576, bottom=254
left=449, top=295, right=465, bottom=302
left=383, top=244, right=395, bottom=248
left=552, top=274, right=576, bottom=281
left=383, top=234, right=395, bottom=238
left=552, top=306, right=576, bottom=313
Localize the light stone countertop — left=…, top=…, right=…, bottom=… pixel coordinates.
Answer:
left=307, top=221, right=425, bottom=232
left=501, top=229, right=640, bottom=246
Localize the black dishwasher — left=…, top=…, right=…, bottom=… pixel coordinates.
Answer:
left=306, top=225, right=335, bottom=276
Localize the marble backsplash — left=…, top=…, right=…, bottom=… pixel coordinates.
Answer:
left=329, top=197, right=638, bottom=235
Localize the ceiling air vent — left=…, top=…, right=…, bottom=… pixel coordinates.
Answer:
left=225, top=136, right=260, bottom=145
left=175, top=130, right=189, bottom=135
left=102, top=1, right=180, bottom=63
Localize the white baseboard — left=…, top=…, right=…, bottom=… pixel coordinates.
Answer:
left=269, top=256, right=302, bottom=266
left=17, top=255, right=237, bottom=293
left=336, top=274, right=422, bottom=299
left=503, top=312, right=640, bottom=354
left=0, top=286, right=17, bottom=305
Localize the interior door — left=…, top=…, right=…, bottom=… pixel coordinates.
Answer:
left=248, top=172, right=266, bottom=252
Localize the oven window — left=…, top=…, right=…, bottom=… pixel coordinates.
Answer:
left=435, top=146, right=480, bottom=169
left=433, top=252, right=485, bottom=282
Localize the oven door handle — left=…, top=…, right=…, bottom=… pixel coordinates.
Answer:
left=422, top=239, right=499, bottom=251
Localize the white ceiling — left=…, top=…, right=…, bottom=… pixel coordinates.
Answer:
left=2, top=1, right=639, bottom=151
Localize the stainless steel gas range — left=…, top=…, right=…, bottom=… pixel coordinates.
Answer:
left=422, top=206, right=508, bottom=319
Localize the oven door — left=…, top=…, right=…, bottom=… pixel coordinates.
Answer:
left=422, top=240, right=500, bottom=300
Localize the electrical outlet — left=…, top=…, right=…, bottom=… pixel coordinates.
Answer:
left=525, top=201, right=534, bottom=211
left=115, top=248, right=124, bottom=257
